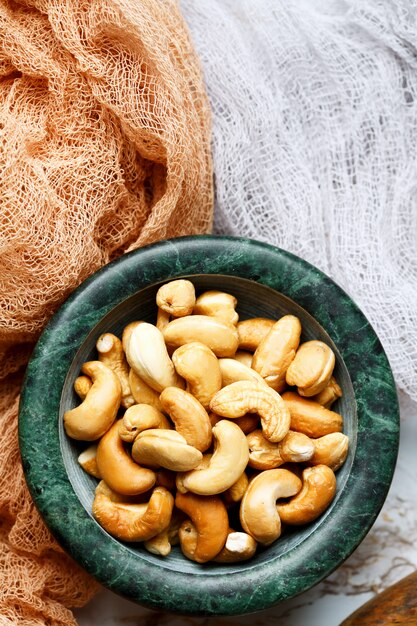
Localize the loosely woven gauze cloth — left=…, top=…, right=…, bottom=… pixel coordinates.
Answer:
left=0, top=0, right=212, bottom=623
left=183, top=0, right=417, bottom=402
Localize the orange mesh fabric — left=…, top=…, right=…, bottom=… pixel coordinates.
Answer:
left=0, top=0, right=213, bottom=623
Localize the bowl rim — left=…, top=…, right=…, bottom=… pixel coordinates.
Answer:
left=19, top=235, right=399, bottom=616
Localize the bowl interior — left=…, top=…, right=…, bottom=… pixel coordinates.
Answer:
left=60, top=274, right=356, bottom=574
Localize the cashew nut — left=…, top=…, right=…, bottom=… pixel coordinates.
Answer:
left=277, top=465, right=337, bottom=525
left=312, top=376, right=343, bottom=408
left=237, top=318, right=275, bottom=352
left=64, top=361, right=121, bottom=441
left=118, top=404, right=171, bottom=442
left=176, top=420, right=249, bottom=495
left=128, top=369, right=163, bottom=412
left=214, top=531, right=257, bottom=563
left=210, top=380, right=291, bottom=443
left=223, top=471, right=249, bottom=506
left=156, top=307, right=171, bottom=332
left=159, top=387, right=212, bottom=452
left=247, top=429, right=314, bottom=470
left=156, top=279, right=195, bottom=317
left=92, top=482, right=174, bottom=542
left=163, top=315, right=239, bottom=357
left=240, top=469, right=302, bottom=545
left=96, top=332, right=134, bottom=408
left=78, top=444, right=101, bottom=478
left=96, top=420, right=156, bottom=495
left=175, top=492, right=229, bottom=563
left=155, top=469, right=177, bottom=491
left=172, top=342, right=222, bottom=409
left=309, top=432, right=349, bottom=470
left=286, top=340, right=335, bottom=397
left=234, top=350, right=253, bottom=368
left=132, top=429, right=203, bottom=472
left=121, top=321, right=143, bottom=354
left=282, top=391, right=343, bottom=438
left=193, top=290, right=238, bottom=326
left=144, top=510, right=185, bottom=556
left=252, top=315, right=302, bottom=392
left=218, top=358, right=267, bottom=387
left=74, top=375, right=92, bottom=400
left=126, top=322, right=184, bottom=392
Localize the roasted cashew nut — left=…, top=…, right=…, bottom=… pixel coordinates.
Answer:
left=282, top=391, right=343, bottom=438
left=118, top=404, right=171, bottom=442
left=156, top=279, right=195, bottom=317
left=176, top=420, right=249, bottom=495
left=78, top=444, right=101, bottom=478
left=163, top=315, right=239, bottom=357
left=144, top=510, right=185, bottom=556
left=240, top=469, right=302, bottom=545
left=159, top=387, right=212, bottom=452
left=96, top=332, right=134, bottom=408
left=209, top=411, right=259, bottom=434
left=96, top=420, right=156, bottom=495
left=234, top=350, right=253, bottom=368
left=286, top=340, right=335, bottom=397
left=64, top=361, right=121, bottom=441
left=172, top=342, right=222, bottom=409
left=247, top=429, right=315, bottom=470
left=309, top=432, right=349, bottom=470
left=74, top=375, right=92, bottom=400
left=223, top=472, right=249, bottom=507
left=214, top=531, right=257, bottom=562
left=218, top=358, right=267, bottom=387
left=128, top=369, right=163, bottom=412
left=312, top=376, right=343, bottom=408
left=237, top=318, right=275, bottom=352
left=210, top=380, right=291, bottom=443
left=156, top=308, right=171, bottom=332
left=175, top=492, right=229, bottom=563
left=193, top=290, right=239, bottom=326
left=277, top=465, right=337, bottom=525
left=92, top=482, right=174, bottom=542
left=132, top=429, right=203, bottom=472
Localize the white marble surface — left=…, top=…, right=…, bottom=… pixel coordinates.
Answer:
left=75, top=392, right=417, bottom=626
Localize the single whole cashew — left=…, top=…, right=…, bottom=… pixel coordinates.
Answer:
left=214, top=531, right=257, bottom=563
left=309, top=432, right=349, bottom=470
left=282, top=391, right=343, bottom=438
left=128, top=369, right=163, bottom=412
left=64, top=361, right=121, bottom=441
left=252, top=315, right=302, bottom=391
left=78, top=444, right=101, bottom=478
left=234, top=350, right=253, bottom=368
left=126, top=322, right=184, bottom=392
left=96, top=333, right=135, bottom=408
left=312, top=376, right=343, bottom=408
left=156, top=279, right=196, bottom=317
left=286, top=340, right=335, bottom=396
left=223, top=471, right=249, bottom=506
left=118, top=404, right=171, bottom=442
left=277, top=465, right=337, bottom=525
left=247, top=429, right=315, bottom=470
left=218, top=358, right=267, bottom=388
left=96, top=420, right=156, bottom=495
left=122, top=321, right=144, bottom=354
left=210, top=380, right=291, bottom=443
left=193, top=290, right=239, bottom=326
left=159, top=387, right=212, bottom=452
left=92, top=482, right=174, bottom=542
left=175, top=492, right=229, bottom=563
left=132, top=429, right=203, bottom=472
left=240, top=469, right=302, bottom=545
left=237, top=318, right=275, bottom=352
left=176, top=420, right=249, bottom=495
left=74, top=375, right=92, bottom=400
left=172, top=342, right=222, bottom=409
left=163, top=315, right=239, bottom=357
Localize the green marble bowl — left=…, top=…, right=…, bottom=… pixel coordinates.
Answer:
left=19, top=236, right=399, bottom=616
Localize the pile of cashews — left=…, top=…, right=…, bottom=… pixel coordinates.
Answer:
left=64, top=279, right=349, bottom=564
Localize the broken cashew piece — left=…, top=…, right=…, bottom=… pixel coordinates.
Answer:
left=237, top=318, right=275, bottom=352
left=159, top=387, right=212, bottom=452
left=277, top=465, right=337, bottom=525
left=286, top=340, right=335, bottom=397
left=132, top=429, right=203, bottom=472
left=282, top=391, right=343, bottom=438
left=175, top=492, right=229, bottom=563
left=128, top=369, right=163, bottom=412
left=240, top=468, right=302, bottom=545
left=118, top=404, right=171, bottom=442
left=312, top=376, right=343, bottom=408
left=214, top=531, right=257, bottom=563
left=163, top=315, right=239, bottom=357
left=74, top=375, right=92, bottom=400
left=126, top=322, right=184, bottom=392
left=176, top=420, right=249, bottom=495
left=172, top=342, right=222, bottom=409
left=247, top=429, right=315, bottom=470
left=156, top=279, right=195, bottom=317
left=210, top=380, right=291, bottom=443
left=78, top=444, right=101, bottom=478
left=218, top=358, right=267, bottom=388
left=96, top=420, right=156, bottom=495
left=93, top=482, right=174, bottom=542
left=193, top=290, right=239, bottom=326
left=64, top=361, right=121, bottom=441
left=96, top=332, right=135, bottom=408
left=309, top=432, right=349, bottom=470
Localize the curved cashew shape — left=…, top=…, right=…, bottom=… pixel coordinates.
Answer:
left=193, top=290, right=238, bottom=326
left=176, top=420, right=249, bottom=495
left=92, top=483, right=174, bottom=542
left=282, top=391, right=343, bottom=438
left=175, top=492, right=229, bottom=563
left=277, top=465, right=337, bottom=525
left=240, top=469, right=302, bottom=545
left=132, top=429, right=203, bottom=472
left=223, top=471, right=249, bottom=507
left=78, top=444, right=101, bottom=478
left=252, top=315, right=302, bottom=392
left=218, top=358, right=267, bottom=387
left=74, top=375, right=92, bottom=400
left=96, top=420, right=156, bottom=495
left=172, top=342, right=222, bottom=409
left=214, top=531, right=257, bottom=563
left=121, top=321, right=144, bottom=354
left=234, top=350, right=253, bottom=368
left=210, top=380, right=291, bottom=443
left=163, top=315, right=239, bottom=357
left=64, top=361, right=121, bottom=441
left=310, top=432, right=349, bottom=470
left=126, top=322, right=184, bottom=393
left=118, top=404, right=171, bottom=442
left=156, top=279, right=195, bottom=317
left=128, top=369, right=163, bottom=412
left=237, top=318, right=275, bottom=352
left=247, top=429, right=314, bottom=470
left=312, top=376, right=343, bottom=408
left=96, top=332, right=135, bottom=408
left=286, top=340, right=335, bottom=397
left=159, top=387, right=212, bottom=452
